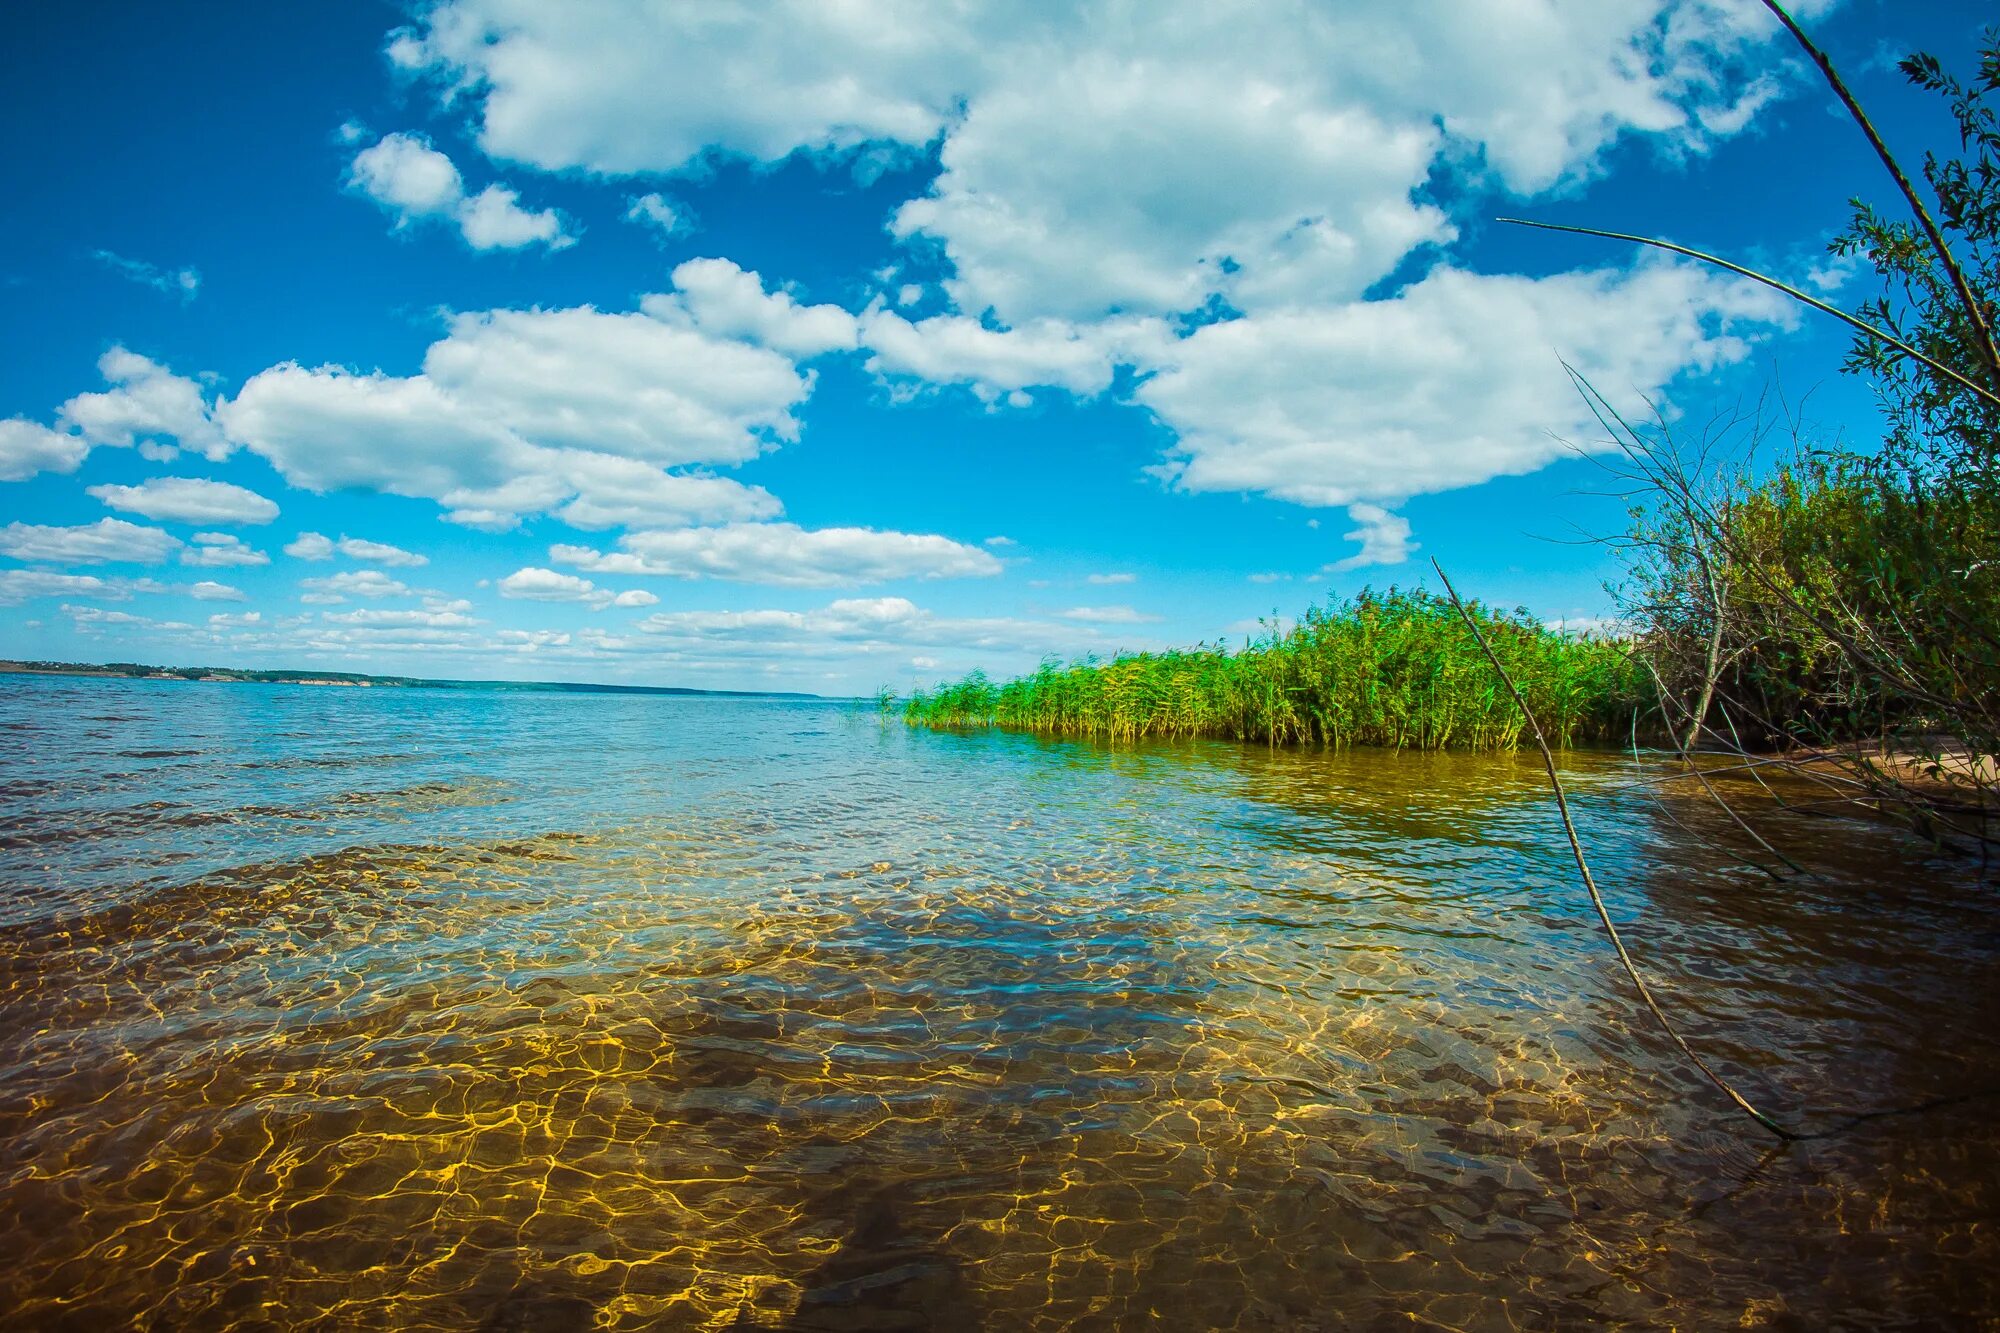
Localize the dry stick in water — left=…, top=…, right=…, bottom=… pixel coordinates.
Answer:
left=1639, top=657, right=1807, bottom=880
left=1432, top=560, right=1799, bottom=1142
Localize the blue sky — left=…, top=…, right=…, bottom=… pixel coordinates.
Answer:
left=0, top=1, right=1988, bottom=694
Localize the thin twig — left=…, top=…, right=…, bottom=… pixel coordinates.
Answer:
left=1641, top=658, right=1807, bottom=879
left=1433, top=559, right=1799, bottom=1142
left=1500, top=217, right=2000, bottom=412
left=1758, top=0, right=2000, bottom=392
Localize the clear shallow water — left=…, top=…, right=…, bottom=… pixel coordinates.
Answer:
left=1, top=674, right=1997, bottom=1331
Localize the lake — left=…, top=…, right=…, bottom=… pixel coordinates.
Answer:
left=2, top=674, right=1996, bottom=1330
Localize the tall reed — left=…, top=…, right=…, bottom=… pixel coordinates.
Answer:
left=896, top=588, right=1645, bottom=751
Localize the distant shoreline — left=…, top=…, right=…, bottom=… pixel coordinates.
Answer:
left=0, top=659, right=826, bottom=701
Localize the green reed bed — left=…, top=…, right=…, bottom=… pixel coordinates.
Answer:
left=896, top=589, right=1647, bottom=750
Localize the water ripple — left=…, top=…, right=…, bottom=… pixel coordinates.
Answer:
left=0, top=676, right=1996, bottom=1329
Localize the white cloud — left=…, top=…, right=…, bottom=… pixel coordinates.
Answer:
left=423, top=306, right=811, bottom=464
left=332, top=536, right=428, bottom=567
left=86, top=476, right=280, bottom=525
left=497, top=566, right=663, bottom=610
left=181, top=532, right=270, bottom=568
left=188, top=580, right=246, bottom=602
left=459, top=184, right=574, bottom=251
left=394, top=0, right=1829, bottom=326
left=0, top=518, right=180, bottom=565
left=499, top=566, right=597, bottom=602
left=1139, top=263, right=1791, bottom=506
left=60, top=604, right=156, bottom=630
left=347, top=131, right=574, bottom=252
left=299, top=569, right=413, bottom=603
left=552, top=521, right=1003, bottom=587
left=220, top=293, right=812, bottom=532
left=548, top=456, right=782, bottom=530
left=890, top=58, right=1450, bottom=324
left=0, top=419, right=88, bottom=482
left=1057, top=604, right=1160, bottom=624
left=1085, top=572, right=1135, bottom=586
left=349, top=131, right=463, bottom=215
left=626, top=192, right=693, bottom=238
left=221, top=365, right=530, bottom=505
left=319, top=607, right=480, bottom=628
left=94, top=250, right=200, bottom=301
left=631, top=595, right=1145, bottom=664
left=58, top=347, right=227, bottom=461
left=392, top=4, right=966, bottom=173
left=1328, top=504, right=1416, bottom=571
left=0, top=570, right=113, bottom=604
left=284, top=532, right=336, bottom=560
left=644, top=258, right=858, bottom=358
left=498, top=628, right=572, bottom=652
left=859, top=309, right=1149, bottom=400
left=362, top=0, right=1835, bottom=527
left=3, top=0, right=1837, bottom=619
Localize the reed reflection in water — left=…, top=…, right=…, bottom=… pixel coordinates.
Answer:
left=1, top=675, right=1996, bottom=1329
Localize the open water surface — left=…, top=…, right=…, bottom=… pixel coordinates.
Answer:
left=1, top=674, right=1997, bottom=1330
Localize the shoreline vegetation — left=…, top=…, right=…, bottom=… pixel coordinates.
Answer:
left=892, top=589, right=1646, bottom=751
left=900, top=18, right=2000, bottom=845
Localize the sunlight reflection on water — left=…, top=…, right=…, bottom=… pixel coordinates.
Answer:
left=1, top=675, right=1996, bottom=1329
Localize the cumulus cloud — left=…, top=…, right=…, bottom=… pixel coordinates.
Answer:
left=86, top=476, right=280, bottom=525
left=319, top=606, right=481, bottom=628
left=626, top=192, right=694, bottom=239
left=1139, top=263, right=1791, bottom=507
left=859, top=309, right=1155, bottom=402
left=1085, top=572, right=1135, bottom=585
left=0, top=570, right=114, bottom=604
left=347, top=131, right=575, bottom=252
left=643, top=258, right=857, bottom=358
left=298, top=569, right=413, bottom=604
left=361, top=0, right=1833, bottom=522
left=422, top=306, right=809, bottom=464
left=188, top=580, right=246, bottom=602
left=497, top=566, right=657, bottom=610
left=498, top=628, right=572, bottom=652
left=1, top=0, right=1837, bottom=639
left=332, top=536, right=427, bottom=567
left=497, top=566, right=592, bottom=601
left=552, top=521, right=1003, bottom=587
left=60, top=604, right=157, bottom=631
left=1328, top=504, right=1416, bottom=571
left=632, top=595, right=1147, bottom=664
left=0, top=419, right=89, bottom=482
left=0, top=518, right=180, bottom=565
left=284, top=532, right=335, bottom=560
left=1057, top=604, right=1161, bottom=624
left=58, top=347, right=227, bottom=461
left=181, top=532, right=270, bottom=568
left=220, top=291, right=810, bottom=530
left=392, top=0, right=1829, bottom=326
left=457, top=184, right=574, bottom=250
left=547, top=457, right=782, bottom=531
